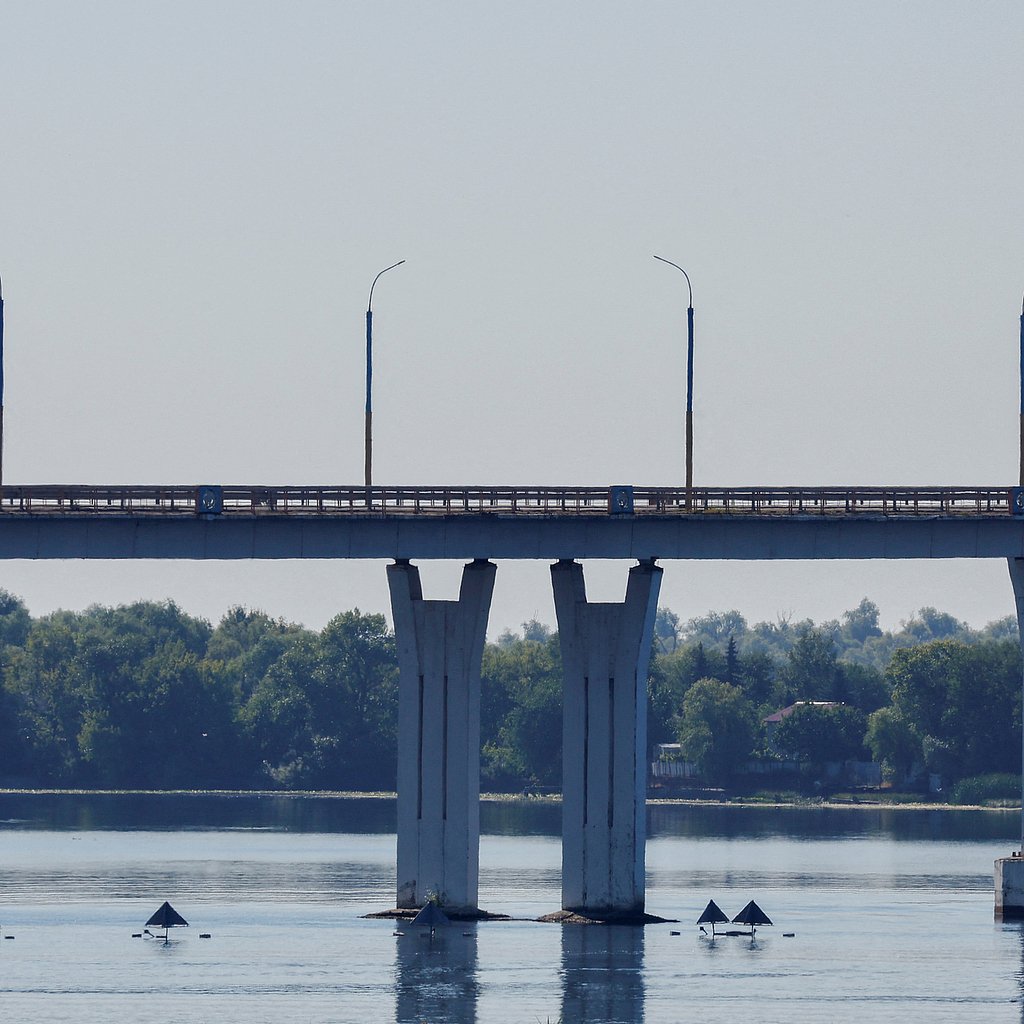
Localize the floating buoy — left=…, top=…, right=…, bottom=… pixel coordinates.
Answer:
left=131, top=933, right=142, bottom=938
left=670, top=930, right=680, bottom=936
left=783, top=932, right=795, bottom=938
left=199, top=933, right=211, bottom=939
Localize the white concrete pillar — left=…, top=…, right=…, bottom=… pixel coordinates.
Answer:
left=551, top=559, right=662, bottom=916
left=388, top=558, right=496, bottom=913
left=998, top=557, right=1024, bottom=917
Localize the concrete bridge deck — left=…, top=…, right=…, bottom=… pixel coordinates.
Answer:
left=0, top=484, right=1020, bottom=561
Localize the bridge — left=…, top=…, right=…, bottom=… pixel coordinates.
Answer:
left=0, top=482, right=1019, bottom=518
left=3, top=481, right=1024, bottom=919
left=1, top=484, right=1023, bottom=561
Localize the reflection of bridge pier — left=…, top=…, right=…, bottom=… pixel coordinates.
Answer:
left=394, top=927, right=479, bottom=1024
left=560, top=924, right=645, bottom=1024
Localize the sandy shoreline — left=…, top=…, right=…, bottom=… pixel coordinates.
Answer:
left=0, top=787, right=1018, bottom=813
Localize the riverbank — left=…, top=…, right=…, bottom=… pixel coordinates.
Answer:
left=0, top=786, right=1019, bottom=812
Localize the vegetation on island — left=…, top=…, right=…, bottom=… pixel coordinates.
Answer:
left=0, top=590, right=1019, bottom=803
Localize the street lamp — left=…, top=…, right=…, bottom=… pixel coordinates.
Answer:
left=0, top=272, right=5, bottom=491
left=365, top=260, right=405, bottom=487
left=1019, top=293, right=1023, bottom=487
left=653, top=255, right=694, bottom=491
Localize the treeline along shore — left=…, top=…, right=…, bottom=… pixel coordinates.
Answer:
left=0, top=591, right=1019, bottom=804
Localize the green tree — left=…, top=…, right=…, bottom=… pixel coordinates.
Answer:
left=724, top=636, right=739, bottom=683
left=895, top=607, right=972, bottom=646
left=654, top=607, right=682, bottom=654
left=780, top=627, right=839, bottom=703
left=675, top=678, right=757, bottom=783
left=480, top=632, right=562, bottom=789
left=240, top=610, right=397, bottom=790
left=865, top=705, right=920, bottom=781
left=737, top=649, right=777, bottom=708
left=840, top=598, right=882, bottom=645
left=981, top=616, right=1018, bottom=642
left=207, top=606, right=304, bottom=702
left=886, top=638, right=1022, bottom=782
left=0, top=589, right=31, bottom=649
left=4, top=611, right=86, bottom=780
left=4, top=601, right=239, bottom=787
left=772, top=703, right=867, bottom=766
left=647, top=647, right=693, bottom=748
left=683, top=610, right=748, bottom=647
left=0, top=590, right=33, bottom=778
left=834, top=661, right=889, bottom=713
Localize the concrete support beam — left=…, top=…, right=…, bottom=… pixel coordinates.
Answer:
left=552, top=558, right=662, bottom=916
left=388, top=558, right=496, bottom=913
left=998, top=557, right=1024, bottom=916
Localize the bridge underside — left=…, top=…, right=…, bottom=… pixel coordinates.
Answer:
left=0, top=514, right=1021, bottom=560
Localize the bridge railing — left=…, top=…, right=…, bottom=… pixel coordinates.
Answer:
left=0, top=484, right=1018, bottom=517
left=631, top=486, right=1017, bottom=517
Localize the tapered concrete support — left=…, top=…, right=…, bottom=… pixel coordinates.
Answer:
left=998, top=558, right=1024, bottom=917
left=552, top=559, right=662, bottom=916
left=388, top=558, right=496, bottom=913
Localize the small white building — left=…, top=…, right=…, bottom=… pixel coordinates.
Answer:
left=650, top=743, right=700, bottom=779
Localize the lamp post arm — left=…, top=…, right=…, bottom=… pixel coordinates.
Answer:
left=653, top=254, right=692, bottom=307
left=367, top=259, right=406, bottom=312
left=654, top=255, right=695, bottom=490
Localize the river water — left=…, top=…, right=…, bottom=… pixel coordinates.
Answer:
left=0, top=792, right=1021, bottom=1023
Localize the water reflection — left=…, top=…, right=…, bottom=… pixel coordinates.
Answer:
left=1, top=792, right=1017, bottom=846
left=1016, top=923, right=1024, bottom=1024
left=560, top=925, right=645, bottom=1024
left=646, top=803, right=1018, bottom=842
left=394, top=925, right=479, bottom=1024
left=0, top=792, right=399, bottom=833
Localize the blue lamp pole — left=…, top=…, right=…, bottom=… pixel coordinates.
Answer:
left=653, top=255, right=694, bottom=491
left=0, top=272, right=5, bottom=491
left=365, top=260, right=405, bottom=487
left=1019, top=293, right=1023, bottom=488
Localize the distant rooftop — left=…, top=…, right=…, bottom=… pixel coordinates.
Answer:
left=763, top=701, right=840, bottom=725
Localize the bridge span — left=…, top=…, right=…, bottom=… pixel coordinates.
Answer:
left=4, top=482, right=1024, bottom=919
left=0, top=484, right=1022, bottom=560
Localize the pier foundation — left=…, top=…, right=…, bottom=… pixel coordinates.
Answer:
left=551, top=558, right=662, bottom=917
left=388, top=558, right=496, bottom=913
left=996, top=854, right=1024, bottom=920
left=997, top=557, right=1024, bottom=917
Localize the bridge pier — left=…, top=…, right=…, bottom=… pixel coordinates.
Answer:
left=996, top=557, right=1024, bottom=918
left=388, top=558, right=496, bottom=913
left=551, top=558, right=662, bottom=918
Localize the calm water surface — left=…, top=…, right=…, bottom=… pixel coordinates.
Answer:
left=0, top=793, right=1021, bottom=1023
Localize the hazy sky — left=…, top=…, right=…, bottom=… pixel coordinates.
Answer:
left=1, top=1, right=1022, bottom=636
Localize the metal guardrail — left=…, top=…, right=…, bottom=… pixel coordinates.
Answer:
left=0, top=485, right=1019, bottom=518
